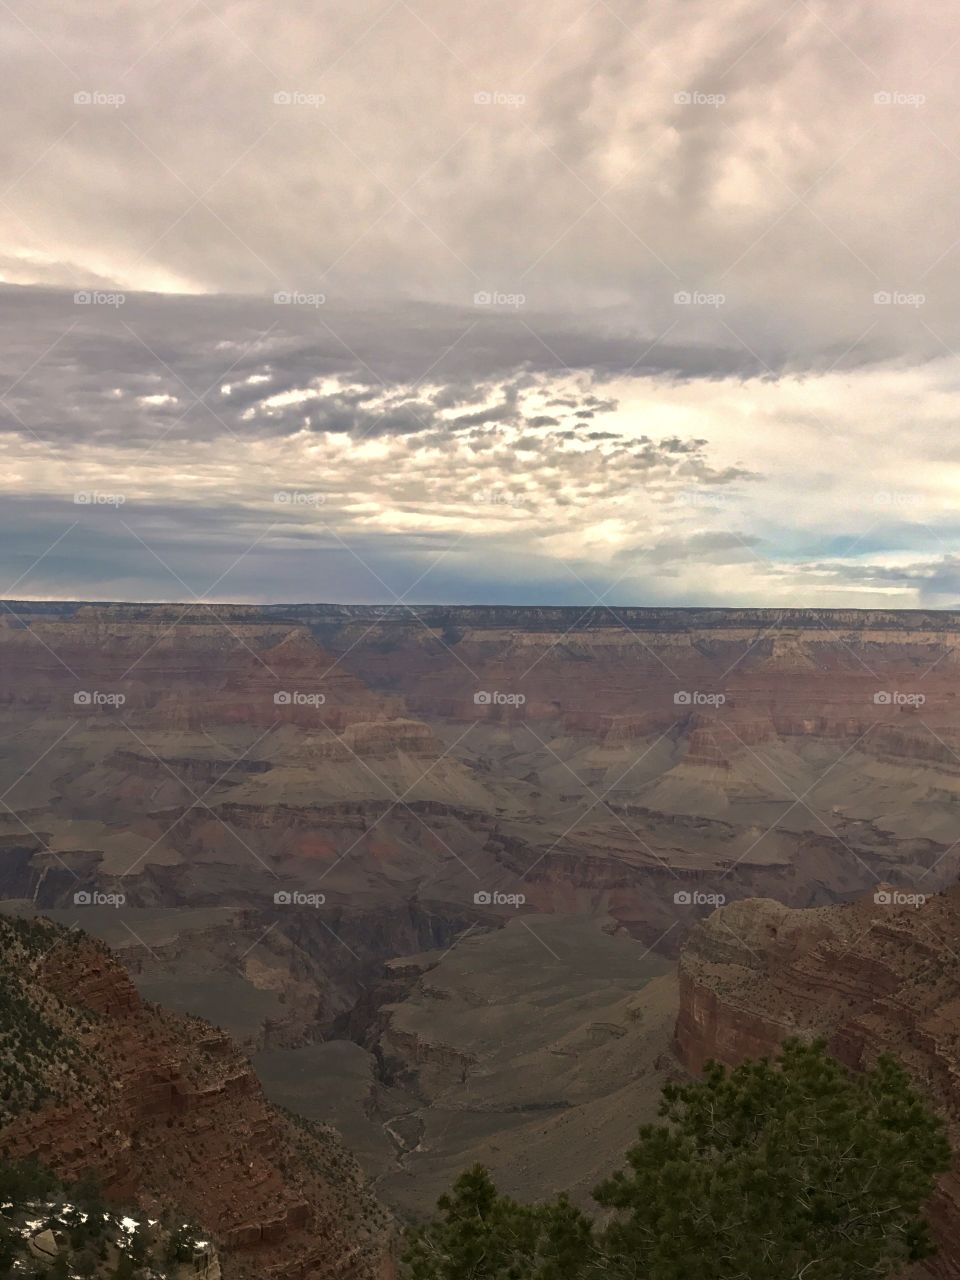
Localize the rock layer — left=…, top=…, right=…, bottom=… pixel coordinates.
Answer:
left=675, top=888, right=960, bottom=1279
left=0, top=915, right=395, bottom=1279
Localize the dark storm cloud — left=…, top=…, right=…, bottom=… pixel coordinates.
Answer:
left=0, top=493, right=474, bottom=604
left=0, top=285, right=783, bottom=451
left=795, top=554, right=960, bottom=601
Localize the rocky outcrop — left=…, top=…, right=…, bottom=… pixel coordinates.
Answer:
left=0, top=916, right=395, bottom=1280
left=674, top=887, right=960, bottom=1278
left=380, top=1020, right=477, bottom=1082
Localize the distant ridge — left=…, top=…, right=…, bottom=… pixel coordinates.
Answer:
left=5, top=599, right=960, bottom=631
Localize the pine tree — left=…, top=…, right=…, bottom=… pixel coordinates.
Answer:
left=593, top=1040, right=951, bottom=1279
left=402, top=1041, right=952, bottom=1280
left=402, top=1165, right=594, bottom=1279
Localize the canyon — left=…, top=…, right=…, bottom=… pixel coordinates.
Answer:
left=2, top=600, right=960, bottom=1235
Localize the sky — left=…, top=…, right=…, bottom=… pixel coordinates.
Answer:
left=2, top=0, right=960, bottom=607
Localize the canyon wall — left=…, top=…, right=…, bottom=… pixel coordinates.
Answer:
left=675, top=888, right=960, bottom=1279
left=0, top=915, right=396, bottom=1280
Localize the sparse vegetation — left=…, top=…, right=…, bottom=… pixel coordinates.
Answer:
left=0, top=917, right=91, bottom=1119
left=403, top=1040, right=951, bottom=1280
left=0, top=904, right=395, bottom=1278
left=0, top=1158, right=209, bottom=1278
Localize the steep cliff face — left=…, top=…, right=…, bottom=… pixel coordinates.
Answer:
left=675, top=888, right=960, bottom=1278
left=0, top=915, right=396, bottom=1280
left=0, top=613, right=396, bottom=730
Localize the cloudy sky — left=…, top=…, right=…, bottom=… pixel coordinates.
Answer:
left=2, top=0, right=959, bottom=607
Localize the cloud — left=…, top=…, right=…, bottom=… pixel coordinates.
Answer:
left=2, top=0, right=959, bottom=613
left=4, top=283, right=960, bottom=610
left=0, top=0, right=957, bottom=364
left=0, top=286, right=773, bottom=451
left=0, top=285, right=769, bottom=604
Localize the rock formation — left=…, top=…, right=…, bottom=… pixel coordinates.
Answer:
left=675, top=887, right=960, bottom=1279
left=0, top=914, right=396, bottom=1279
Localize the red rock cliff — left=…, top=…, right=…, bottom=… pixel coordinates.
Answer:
left=0, top=915, right=396, bottom=1280
left=674, top=889, right=960, bottom=1278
